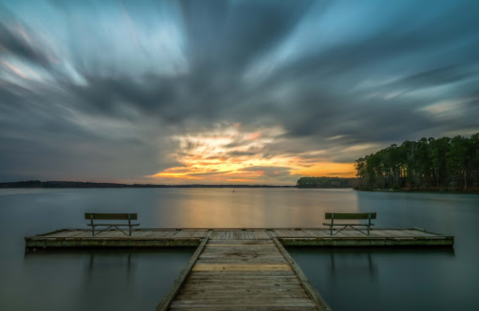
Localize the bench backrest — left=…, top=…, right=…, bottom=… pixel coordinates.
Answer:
left=325, top=212, right=376, bottom=220
left=85, top=213, right=137, bottom=220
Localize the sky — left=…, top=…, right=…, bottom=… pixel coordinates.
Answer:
left=1, top=0, right=479, bottom=185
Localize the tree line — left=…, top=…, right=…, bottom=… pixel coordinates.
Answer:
left=355, top=133, right=479, bottom=191
left=296, top=177, right=357, bottom=188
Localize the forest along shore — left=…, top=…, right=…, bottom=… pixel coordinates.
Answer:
left=354, top=133, right=479, bottom=192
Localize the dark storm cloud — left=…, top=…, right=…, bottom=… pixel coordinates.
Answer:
left=59, top=0, right=479, bottom=139
left=179, top=0, right=315, bottom=68
left=0, top=18, right=53, bottom=67
left=1, top=0, right=479, bottom=182
left=378, top=65, right=479, bottom=94
left=56, top=0, right=317, bottom=122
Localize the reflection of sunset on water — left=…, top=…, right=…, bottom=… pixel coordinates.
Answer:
left=152, top=188, right=357, bottom=228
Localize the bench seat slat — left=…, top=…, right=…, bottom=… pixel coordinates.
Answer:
left=87, top=223, right=140, bottom=227
left=325, top=212, right=376, bottom=220
left=322, top=223, right=375, bottom=227
left=84, top=213, right=137, bottom=220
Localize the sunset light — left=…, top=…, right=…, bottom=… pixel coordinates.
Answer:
left=148, top=124, right=356, bottom=184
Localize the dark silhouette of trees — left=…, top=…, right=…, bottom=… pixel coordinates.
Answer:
left=355, top=134, right=479, bottom=191
left=296, top=177, right=356, bottom=188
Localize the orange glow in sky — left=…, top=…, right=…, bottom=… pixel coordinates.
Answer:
left=148, top=124, right=356, bottom=185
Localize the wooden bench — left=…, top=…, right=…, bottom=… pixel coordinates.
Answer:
left=323, top=212, right=376, bottom=236
left=85, top=213, right=139, bottom=236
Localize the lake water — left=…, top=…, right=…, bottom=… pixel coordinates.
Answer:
left=0, top=188, right=478, bottom=311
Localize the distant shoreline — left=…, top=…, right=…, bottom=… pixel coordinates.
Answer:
left=0, top=180, right=295, bottom=189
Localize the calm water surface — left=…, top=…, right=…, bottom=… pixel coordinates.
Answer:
left=0, top=188, right=478, bottom=311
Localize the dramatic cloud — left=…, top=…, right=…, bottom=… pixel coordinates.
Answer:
left=1, top=0, right=479, bottom=184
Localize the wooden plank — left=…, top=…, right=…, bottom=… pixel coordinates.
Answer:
left=180, top=288, right=307, bottom=294
left=206, top=243, right=275, bottom=247
left=176, top=293, right=310, bottom=300
left=233, top=230, right=242, bottom=240
left=189, top=270, right=296, bottom=277
left=199, top=253, right=284, bottom=258
left=173, top=297, right=314, bottom=303
left=196, top=258, right=287, bottom=264
left=202, top=246, right=279, bottom=251
left=204, top=245, right=278, bottom=250
left=186, top=279, right=298, bottom=284
left=179, top=291, right=309, bottom=298
left=198, top=253, right=286, bottom=258
left=192, top=264, right=293, bottom=271
left=184, top=281, right=302, bottom=287
left=171, top=299, right=316, bottom=305
left=271, top=237, right=332, bottom=311
left=170, top=308, right=318, bottom=311
left=48, top=230, right=80, bottom=238
left=208, top=239, right=274, bottom=245
left=170, top=300, right=316, bottom=308
left=181, top=287, right=305, bottom=292
left=199, top=253, right=283, bottom=259
left=187, top=275, right=297, bottom=280
left=155, top=233, right=210, bottom=311
left=413, top=227, right=445, bottom=236
left=253, top=230, right=271, bottom=240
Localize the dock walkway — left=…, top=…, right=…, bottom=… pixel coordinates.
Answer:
left=25, top=227, right=454, bottom=311
left=157, top=237, right=331, bottom=311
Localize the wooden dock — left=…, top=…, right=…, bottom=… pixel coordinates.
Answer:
left=25, top=228, right=454, bottom=249
left=24, top=227, right=453, bottom=310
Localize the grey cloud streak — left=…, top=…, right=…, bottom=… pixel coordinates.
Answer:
left=1, top=0, right=479, bottom=183
left=0, top=22, right=52, bottom=67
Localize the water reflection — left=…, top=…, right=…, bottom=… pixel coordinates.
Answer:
left=17, top=249, right=193, bottom=311
left=329, top=251, right=378, bottom=280
left=289, top=247, right=458, bottom=311
left=154, top=188, right=358, bottom=228
left=87, top=252, right=134, bottom=284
